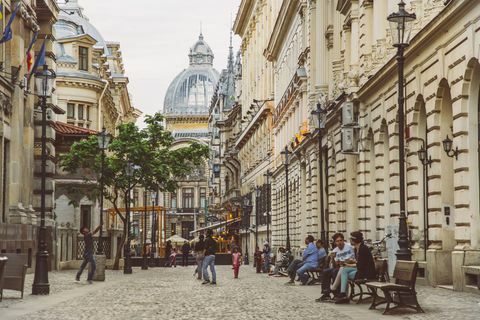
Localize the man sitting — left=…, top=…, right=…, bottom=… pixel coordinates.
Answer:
left=316, top=233, right=355, bottom=301
left=270, top=247, right=291, bottom=276
left=296, top=235, right=320, bottom=285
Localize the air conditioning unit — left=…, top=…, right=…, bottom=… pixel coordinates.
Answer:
left=342, top=101, right=357, bottom=126
left=341, top=127, right=359, bottom=153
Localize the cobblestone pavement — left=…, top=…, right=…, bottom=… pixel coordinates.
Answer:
left=1, top=265, right=479, bottom=320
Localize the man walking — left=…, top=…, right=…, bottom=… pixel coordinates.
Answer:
left=202, top=229, right=217, bottom=285
left=76, top=224, right=102, bottom=284
left=181, top=240, right=191, bottom=266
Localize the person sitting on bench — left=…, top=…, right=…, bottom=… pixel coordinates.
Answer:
left=270, top=247, right=291, bottom=276
left=316, top=233, right=355, bottom=301
left=296, top=235, right=320, bottom=285
left=335, top=231, right=376, bottom=304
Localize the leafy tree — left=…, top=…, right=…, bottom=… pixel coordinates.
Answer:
left=60, top=113, right=209, bottom=269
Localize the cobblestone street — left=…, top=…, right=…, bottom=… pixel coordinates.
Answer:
left=1, top=265, right=479, bottom=320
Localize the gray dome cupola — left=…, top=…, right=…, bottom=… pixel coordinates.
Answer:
left=164, top=33, right=219, bottom=115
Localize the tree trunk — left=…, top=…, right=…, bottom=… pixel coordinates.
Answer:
left=112, top=223, right=127, bottom=270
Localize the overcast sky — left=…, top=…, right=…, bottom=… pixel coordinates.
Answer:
left=77, top=0, right=241, bottom=125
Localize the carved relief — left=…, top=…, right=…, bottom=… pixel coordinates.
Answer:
left=0, top=92, right=13, bottom=117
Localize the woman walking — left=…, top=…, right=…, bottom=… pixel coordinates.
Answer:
left=194, top=234, right=205, bottom=279
left=232, top=247, right=242, bottom=278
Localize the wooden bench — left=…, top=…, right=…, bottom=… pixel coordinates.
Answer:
left=0, top=256, right=7, bottom=302
left=348, top=258, right=389, bottom=304
left=0, top=253, right=28, bottom=299
left=366, top=260, right=424, bottom=315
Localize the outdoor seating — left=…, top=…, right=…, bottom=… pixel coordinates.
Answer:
left=366, top=260, right=424, bottom=315
left=0, top=256, right=8, bottom=302
left=348, top=258, right=389, bottom=303
left=307, top=257, right=327, bottom=285
left=0, top=253, right=28, bottom=299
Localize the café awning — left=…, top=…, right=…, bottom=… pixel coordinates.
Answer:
left=189, top=218, right=241, bottom=235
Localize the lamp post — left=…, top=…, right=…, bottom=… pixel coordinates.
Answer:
left=312, top=101, right=328, bottom=251
left=280, top=146, right=291, bottom=251
left=141, top=191, right=148, bottom=270
left=151, top=191, right=157, bottom=262
left=96, top=128, right=110, bottom=255
left=32, top=65, right=55, bottom=295
left=417, top=140, right=432, bottom=260
left=255, top=186, right=261, bottom=249
left=124, top=163, right=139, bottom=274
left=263, top=171, right=272, bottom=245
left=243, top=196, right=252, bottom=265
left=388, top=0, right=416, bottom=261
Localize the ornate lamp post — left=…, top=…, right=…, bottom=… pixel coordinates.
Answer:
left=32, top=65, right=56, bottom=295
left=242, top=196, right=252, bottom=265
left=124, top=163, right=140, bottom=274
left=388, top=0, right=416, bottom=261
left=311, top=101, right=327, bottom=251
left=280, top=146, right=291, bottom=251
left=96, top=128, right=111, bottom=255
left=141, top=191, right=148, bottom=270
left=255, top=186, right=261, bottom=249
left=417, top=140, right=432, bottom=259
left=263, top=170, right=272, bottom=245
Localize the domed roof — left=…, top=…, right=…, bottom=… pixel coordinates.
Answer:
left=54, top=0, right=109, bottom=55
left=164, top=34, right=219, bottom=115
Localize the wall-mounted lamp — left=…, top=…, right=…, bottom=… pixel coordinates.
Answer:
left=442, top=135, right=459, bottom=160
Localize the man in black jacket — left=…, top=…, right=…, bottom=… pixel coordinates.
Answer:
left=181, top=241, right=191, bottom=266
left=202, top=229, right=217, bottom=285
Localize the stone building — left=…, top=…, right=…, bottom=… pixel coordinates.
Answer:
left=233, top=0, right=480, bottom=293
left=52, top=0, right=141, bottom=269
left=161, top=33, right=217, bottom=239
left=0, top=0, right=58, bottom=270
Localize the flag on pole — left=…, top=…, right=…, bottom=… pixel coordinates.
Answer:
left=26, top=31, right=39, bottom=73
left=0, top=3, right=20, bottom=44
left=0, top=2, right=4, bottom=21
left=28, top=39, right=46, bottom=82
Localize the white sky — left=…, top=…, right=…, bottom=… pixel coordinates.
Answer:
left=77, top=0, right=241, bottom=126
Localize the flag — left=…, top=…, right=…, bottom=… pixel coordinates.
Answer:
left=26, top=31, right=39, bottom=73
left=0, top=2, right=4, bottom=21
left=28, top=39, right=46, bottom=82
left=0, top=3, right=20, bottom=44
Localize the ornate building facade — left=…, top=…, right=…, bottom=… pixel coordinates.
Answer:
left=161, top=33, right=217, bottom=239
left=233, top=0, right=480, bottom=292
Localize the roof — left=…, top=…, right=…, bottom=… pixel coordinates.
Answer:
left=53, top=122, right=98, bottom=136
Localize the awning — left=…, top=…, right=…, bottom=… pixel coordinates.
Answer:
left=189, top=218, right=241, bottom=235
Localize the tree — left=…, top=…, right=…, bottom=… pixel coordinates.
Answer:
left=60, top=113, right=209, bottom=269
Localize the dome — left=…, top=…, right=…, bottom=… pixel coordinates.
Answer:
left=54, top=0, right=110, bottom=55
left=164, top=34, right=219, bottom=115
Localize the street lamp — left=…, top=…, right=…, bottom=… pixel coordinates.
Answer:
left=263, top=170, right=272, bottom=245
left=243, top=196, right=252, bottom=265
left=416, top=140, right=432, bottom=260
left=141, top=191, right=148, bottom=270
left=32, top=65, right=56, bottom=295
left=255, top=186, right=261, bottom=249
left=96, top=128, right=111, bottom=256
left=442, top=135, right=459, bottom=160
left=311, top=101, right=328, bottom=252
left=151, top=190, right=157, bottom=263
left=124, top=163, right=140, bottom=274
left=388, top=0, right=416, bottom=261
left=280, top=146, right=291, bottom=251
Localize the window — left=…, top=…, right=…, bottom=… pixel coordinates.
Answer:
left=133, top=190, right=139, bottom=207
left=171, top=223, right=176, bottom=236
left=200, top=188, right=206, bottom=209
left=171, top=192, right=177, bottom=209
left=79, top=46, right=89, bottom=71
left=86, top=106, right=90, bottom=121
left=67, top=103, right=75, bottom=119
left=80, top=205, right=91, bottom=230
left=182, top=188, right=194, bottom=209
left=78, top=104, right=84, bottom=120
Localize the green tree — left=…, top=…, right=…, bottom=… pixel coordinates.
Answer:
left=60, top=113, right=209, bottom=270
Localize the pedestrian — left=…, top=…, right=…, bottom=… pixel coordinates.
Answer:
left=262, top=242, right=271, bottom=273
left=254, top=246, right=262, bottom=273
left=202, top=229, right=217, bottom=285
left=164, top=240, right=172, bottom=267
left=76, top=224, right=102, bottom=284
left=194, top=234, right=205, bottom=279
left=232, top=247, right=242, bottom=278
left=181, top=240, right=191, bottom=267
left=169, top=248, right=177, bottom=267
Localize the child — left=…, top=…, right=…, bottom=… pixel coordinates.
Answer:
left=169, top=248, right=177, bottom=268
left=232, top=247, right=242, bottom=278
